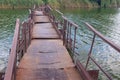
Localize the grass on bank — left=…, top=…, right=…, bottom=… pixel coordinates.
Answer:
left=0, top=0, right=120, bottom=9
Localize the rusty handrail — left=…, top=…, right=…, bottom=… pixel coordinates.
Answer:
left=55, top=9, right=63, bottom=15
left=85, top=22, right=120, bottom=53
left=62, top=16, right=78, bottom=28
left=46, top=5, right=53, bottom=11
left=54, top=10, right=78, bottom=28
left=4, top=17, right=33, bottom=80
left=46, top=7, right=78, bottom=55
left=39, top=7, right=115, bottom=79
left=55, top=10, right=114, bottom=79
left=4, top=19, right=20, bottom=80
left=85, top=22, right=115, bottom=80
left=61, top=16, right=78, bottom=54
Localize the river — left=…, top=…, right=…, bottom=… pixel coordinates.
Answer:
left=61, top=8, right=120, bottom=80
left=0, top=8, right=120, bottom=80
left=0, top=9, right=28, bottom=70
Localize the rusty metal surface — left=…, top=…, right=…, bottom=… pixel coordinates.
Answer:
left=85, top=23, right=113, bottom=80
left=87, top=70, right=99, bottom=80
left=4, top=19, right=20, bottom=80
left=55, top=10, right=113, bottom=80
left=85, top=22, right=120, bottom=53
left=32, top=23, right=59, bottom=39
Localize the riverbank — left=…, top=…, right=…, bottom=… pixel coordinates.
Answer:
left=0, top=5, right=29, bottom=9
left=0, top=0, right=120, bottom=9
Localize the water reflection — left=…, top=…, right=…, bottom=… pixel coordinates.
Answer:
left=61, top=8, right=120, bottom=80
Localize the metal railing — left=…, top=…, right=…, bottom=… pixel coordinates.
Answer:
left=4, top=5, right=120, bottom=80
left=46, top=6, right=78, bottom=55
left=3, top=5, right=78, bottom=80
left=84, top=22, right=119, bottom=80
left=4, top=19, right=20, bottom=80
left=4, top=18, right=33, bottom=80
left=62, top=16, right=78, bottom=54
left=45, top=6, right=117, bottom=80
left=61, top=18, right=114, bottom=80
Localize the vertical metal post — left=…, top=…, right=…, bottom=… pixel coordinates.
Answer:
left=28, top=20, right=31, bottom=45
left=67, top=23, right=70, bottom=49
left=22, top=25, right=25, bottom=54
left=63, top=19, right=67, bottom=46
left=85, top=33, right=96, bottom=69
left=66, top=22, right=69, bottom=48
left=26, top=22, right=29, bottom=49
left=28, top=19, right=31, bottom=45
left=24, top=23, right=27, bottom=52
left=31, top=10, right=33, bottom=19
left=69, top=24, right=72, bottom=49
left=13, top=54, right=17, bottom=80
left=73, top=27, right=77, bottom=54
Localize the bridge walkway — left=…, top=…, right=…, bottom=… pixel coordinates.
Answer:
left=16, top=10, right=82, bottom=80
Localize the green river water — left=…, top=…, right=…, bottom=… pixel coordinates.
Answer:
left=0, top=9, right=28, bottom=70
left=0, top=8, right=120, bottom=80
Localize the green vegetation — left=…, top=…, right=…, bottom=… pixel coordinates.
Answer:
left=101, top=0, right=120, bottom=7
left=42, top=0, right=48, bottom=5
left=0, top=0, right=43, bottom=9
left=58, top=0, right=120, bottom=8
left=0, top=0, right=120, bottom=9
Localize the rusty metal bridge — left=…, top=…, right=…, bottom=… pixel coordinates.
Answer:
left=2, top=5, right=120, bottom=80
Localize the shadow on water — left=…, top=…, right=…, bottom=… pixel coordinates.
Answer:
left=0, top=9, right=28, bottom=70
left=61, top=8, right=120, bottom=80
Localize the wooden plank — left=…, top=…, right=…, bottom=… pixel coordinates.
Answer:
left=34, top=11, right=44, bottom=16
left=16, top=68, right=69, bottom=80
left=32, top=23, right=59, bottom=39
left=33, top=16, right=50, bottom=23
left=64, top=67, right=83, bottom=80
left=18, top=40, right=74, bottom=69
left=16, top=40, right=83, bottom=80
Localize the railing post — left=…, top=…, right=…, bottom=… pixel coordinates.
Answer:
left=63, top=19, right=67, bottom=46
left=69, top=25, right=72, bottom=50
left=30, top=10, right=34, bottom=20
left=28, top=21, right=31, bottom=45
left=23, top=23, right=27, bottom=52
left=66, top=22, right=69, bottom=48
left=86, top=33, right=96, bottom=69
left=73, top=27, right=77, bottom=54
left=13, top=55, right=17, bottom=80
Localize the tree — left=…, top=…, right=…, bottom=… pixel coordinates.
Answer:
left=42, top=0, right=48, bottom=5
left=97, top=0, right=101, bottom=6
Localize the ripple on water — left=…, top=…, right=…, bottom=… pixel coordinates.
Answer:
left=62, top=8, right=120, bottom=80
left=0, top=9, right=28, bottom=71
